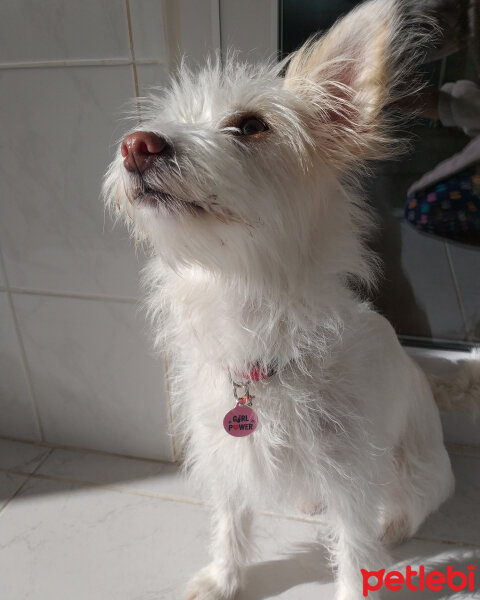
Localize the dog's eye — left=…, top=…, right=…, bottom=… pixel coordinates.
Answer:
left=239, top=117, right=268, bottom=136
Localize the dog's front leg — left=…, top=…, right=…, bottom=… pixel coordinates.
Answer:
left=185, top=496, right=253, bottom=600
left=329, top=484, right=390, bottom=600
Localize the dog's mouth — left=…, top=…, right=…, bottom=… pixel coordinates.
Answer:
left=122, top=175, right=241, bottom=224
left=133, top=185, right=205, bottom=215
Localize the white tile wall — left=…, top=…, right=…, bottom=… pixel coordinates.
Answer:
left=2, top=0, right=476, bottom=461
left=136, top=63, right=169, bottom=96
left=0, top=0, right=130, bottom=64
left=129, top=0, right=167, bottom=61
left=0, top=293, right=39, bottom=440
left=220, top=0, right=278, bottom=63
left=175, top=0, right=221, bottom=67
left=0, top=0, right=191, bottom=459
left=12, top=294, right=172, bottom=460
left=0, top=66, right=142, bottom=298
left=0, top=255, right=5, bottom=287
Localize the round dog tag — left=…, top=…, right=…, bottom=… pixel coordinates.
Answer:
left=223, top=404, right=258, bottom=437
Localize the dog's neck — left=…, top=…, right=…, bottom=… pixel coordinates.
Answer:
left=149, top=260, right=358, bottom=371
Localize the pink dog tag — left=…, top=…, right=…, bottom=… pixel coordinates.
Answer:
left=223, top=403, right=258, bottom=437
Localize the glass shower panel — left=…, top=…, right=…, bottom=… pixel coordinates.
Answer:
left=281, top=0, right=480, bottom=347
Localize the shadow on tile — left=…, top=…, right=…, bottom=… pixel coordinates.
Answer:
left=386, top=544, right=480, bottom=599
left=0, top=439, right=196, bottom=502
left=238, top=542, right=480, bottom=600
left=239, top=543, right=334, bottom=600
left=0, top=439, right=50, bottom=477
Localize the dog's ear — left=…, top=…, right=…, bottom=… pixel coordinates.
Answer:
left=284, top=0, right=423, bottom=165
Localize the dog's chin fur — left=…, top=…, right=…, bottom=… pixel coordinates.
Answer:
left=102, top=2, right=468, bottom=599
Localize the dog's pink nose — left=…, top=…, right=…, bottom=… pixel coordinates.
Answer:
left=121, top=132, right=169, bottom=174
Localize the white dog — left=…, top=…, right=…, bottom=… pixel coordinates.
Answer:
left=103, top=1, right=478, bottom=598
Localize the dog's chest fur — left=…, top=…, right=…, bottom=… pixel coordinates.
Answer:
left=158, top=267, right=390, bottom=508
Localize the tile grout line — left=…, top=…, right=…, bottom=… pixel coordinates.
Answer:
left=0, top=468, right=207, bottom=507
left=0, top=449, right=53, bottom=517
left=0, top=58, right=166, bottom=70
left=0, top=249, right=45, bottom=442
left=125, top=0, right=140, bottom=99
left=1, top=433, right=478, bottom=474
left=2, top=286, right=138, bottom=304
left=1, top=459, right=479, bottom=540
left=0, top=467, right=332, bottom=525
left=444, top=241, right=470, bottom=339
left=0, top=435, right=178, bottom=466
left=1, top=438, right=480, bottom=530
left=6, top=450, right=480, bottom=485
left=2, top=431, right=479, bottom=465
left=211, top=0, right=222, bottom=60
left=4, top=462, right=480, bottom=542
left=0, top=477, right=30, bottom=517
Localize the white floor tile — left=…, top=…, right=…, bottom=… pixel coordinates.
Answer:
left=0, top=439, right=50, bottom=473
left=0, top=469, right=478, bottom=600
left=0, top=477, right=206, bottom=600
left=0, top=477, right=332, bottom=600
left=37, top=448, right=197, bottom=501
left=239, top=516, right=335, bottom=600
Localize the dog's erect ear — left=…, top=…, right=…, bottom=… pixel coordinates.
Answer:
left=284, top=0, right=424, bottom=164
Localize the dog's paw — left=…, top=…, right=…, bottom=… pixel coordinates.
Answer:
left=184, top=566, right=239, bottom=600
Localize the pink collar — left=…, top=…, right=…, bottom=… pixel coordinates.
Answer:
left=230, top=363, right=277, bottom=382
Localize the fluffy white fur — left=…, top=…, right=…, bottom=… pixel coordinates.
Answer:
left=102, top=1, right=477, bottom=598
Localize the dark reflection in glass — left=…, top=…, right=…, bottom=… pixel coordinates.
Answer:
left=281, top=0, right=479, bottom=345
